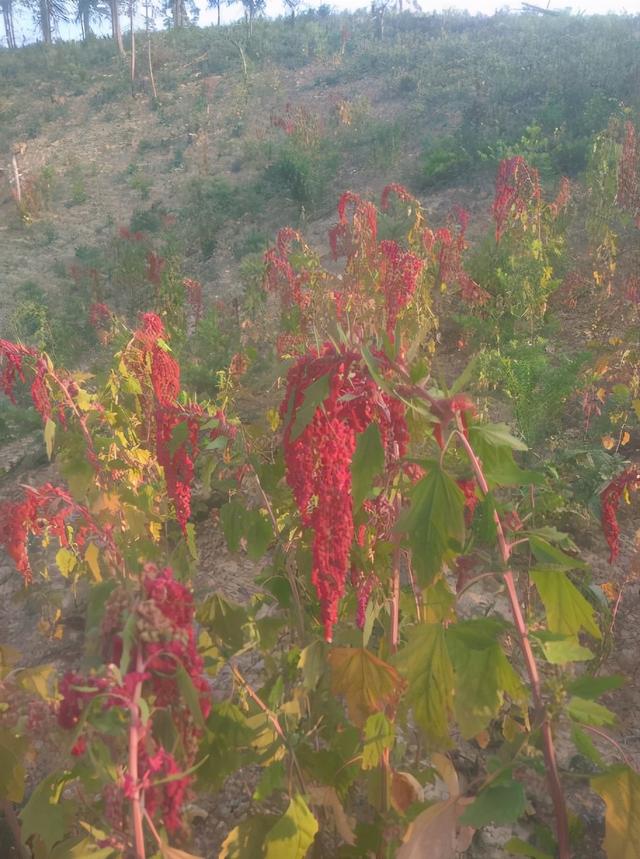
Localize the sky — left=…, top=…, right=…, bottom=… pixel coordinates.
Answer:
left=7, top=0, right=640, bottom=47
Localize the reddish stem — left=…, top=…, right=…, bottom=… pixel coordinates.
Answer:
left=390, top=541, right=401, bottom=654
left=129, top=649, right=146, bottom=859
left=454, top=417, right=571, bottom=859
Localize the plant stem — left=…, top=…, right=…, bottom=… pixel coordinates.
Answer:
left=0, top=799, right=29, bottom=859
left=390, top=541, right=401, bottom=654
left=230, top=662, right=307, bottom=793
left=454, top=417, right=571, bottom=859
left=129, top=649, right=146, bottom=859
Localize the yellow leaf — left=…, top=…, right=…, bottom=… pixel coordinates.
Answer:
left=266, top=409, right=280, bottom=432
left=432, top=753, right=460, bottom=799
left=592, top=766, right=640, bottom=859
left=44, top=418, right=56, bottom=460
left=56, top=547, right=76, bottom=577
left=621, top=432, right=631, bottom=446
left=84, top=543, right=101, bottom=582
left=597, top=387, right=607, bottom=403
left=75, top=389, right=93, bottom=411
left=602, top=435, right=616, bottom=450
left=91, top=493, right=121, bottom=514
left=17, top=664, right=55, bottom=700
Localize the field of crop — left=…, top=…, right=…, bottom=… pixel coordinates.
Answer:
left=1, top=9, right=640, bottom=859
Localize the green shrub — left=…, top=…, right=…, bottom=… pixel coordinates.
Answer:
left=419, top=137, right=472, bottom=187
left=265, top=140, right=338, bottom=207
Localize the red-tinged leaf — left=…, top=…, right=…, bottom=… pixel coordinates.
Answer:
left=328, top=647, right=405, bottom=727
left=391, top=771, right=424, bottom=814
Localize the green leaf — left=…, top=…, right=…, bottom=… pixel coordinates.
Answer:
left=472, top=492, right=498, bottom=545
left=352, top=423, right=385, bottom=510
left=529, top=538, right=587, bottom=570
left=298, top=640, right=326, bottom=691
left=219, top=815, right=274, bottom=859
left=568, top=675, right=624, bottom=700
left=264, top=794, right=318, bottom=859
left=504, top=837, right=553, bottom=859
left=167, top=419, right=189, bottom=457
left=531, top=569, right=600, bottom=639
left=471, top=423, right=528, bottom=451
left=50, top=838, right=116, bottom=859
left=468, top=426, right=542, bottom=487
left=571, top=725, right=604, bottom=767
left=56, top=547, right=77, bottom=578
left=460, top=780, right=526, bottom=826
left=198, top=702, right=255, bottom=792
left=253, top=760, right=286, bottom=802
left=450, top=355, right=478, bottom=396
left=446, top=619, right=525, bottom=739
left=362, top=712, right=395, bottom=770
left=290, top=373, right=331, bottom=441
left=198, top=593, right=247, bottom=654
left=592, top=766, right=640, bottom=859
left=119, top=612, right=137, bottom=676
left=185, top=523, right=198, bottom=561
left=20, top=773, right=74, bottom=852
left=568, top=697, right=615, bottom=727
left=0, top=730, right=26, bottom=802
left=361, top=344, right=391, bottom=394
left=394, top=623, right=453, bottom=747
left=245, top=510, right=273, bottom=561
left=328, top=647, right=404, bottom=728
left=44, top=417, right=56, bottom=460
left=220, top=500, right=246, bottom=553
left=400, top=464, right=465, bottom=585
left=537, top=635, right=594, bottom=665
left=176, top=664, right=206, bottom=730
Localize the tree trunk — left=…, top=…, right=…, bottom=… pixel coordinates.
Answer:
left=40, top=0, right=52, bottom=43
left=129, top=0, right=135, bottom=93
left=111, top=0, right=125, bottom=56
left=3, top=2, right=17, bottom=49
left=82, top=7, right=91, bottom=40
left=216, top=0, right=220, bottom=26
left=173, top=0, right=182, bottom=28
